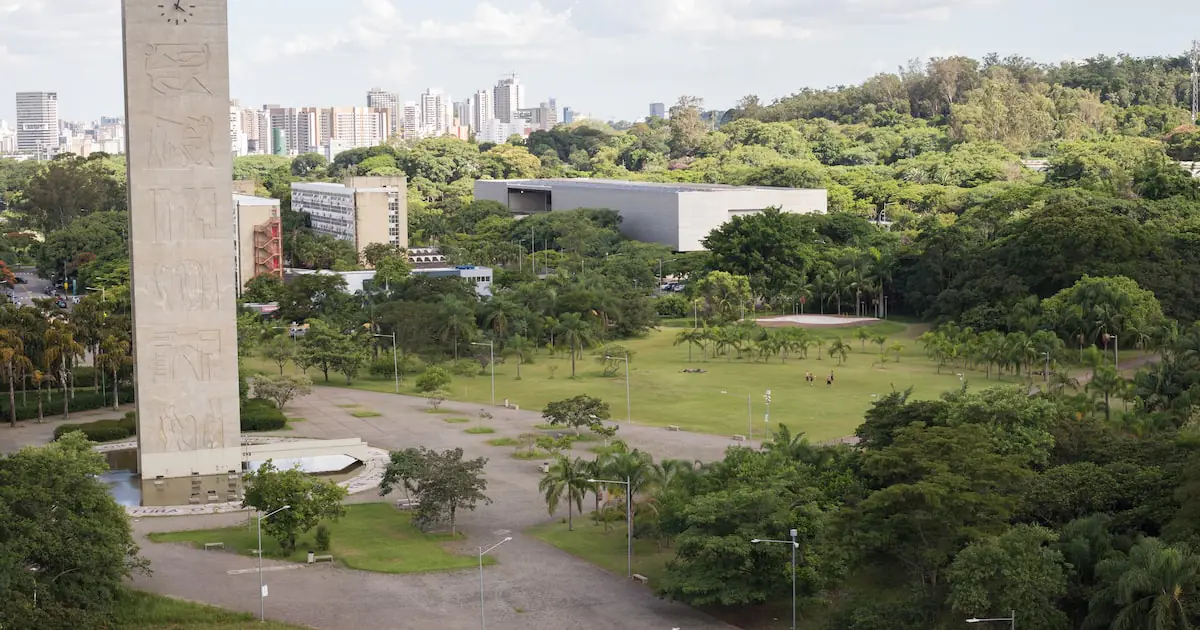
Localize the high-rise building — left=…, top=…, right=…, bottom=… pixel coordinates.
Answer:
left=562, top=107, right=575, bottom=124
left=401, top=102, right=420, bottom=138
left=473, top=89, right=493, bottom=131
left=649, top=102, right=666, bottom=119
left=453, top=100, right=470, bottom=127
left=419, top=89, right=449, bottom=137
left=493, top=75, right=523, bottom=124
left=15, top=91, right=59, bottom=155
left=0, top=120, right=16, bottom=154
left=228, top=102, right=248, bottom=156
left=367, top=88, right=400, bottom=137
left=328, top=106, right=390, bottom=149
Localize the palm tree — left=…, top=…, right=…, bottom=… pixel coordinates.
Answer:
left=872, top=335, right=888, bottom=355
left=1088, top=366, right=1126, bottom=423
left=1088, top=538, right=1200, bottom=630
left=506, top=334, right=535, bottom=380
left=97, top=335, right=131, bottom=410
left=674, top=329, right=704, bottom=363
left=828, top=338, right=850, bottom=365
left=0, top=328, right=32, bottom=427
left=538, top=455, right=589, bottom=531
left=889, top=342, right=905, bottom=362
left=438, top=296, right=476, bottom=360
left=30, top=369, right=52, bottom=424
left=814, top=337, right=826, bottom=360
left=553, top=313, right=595, bottom=378
left=44, top=321, right=84, bottom=420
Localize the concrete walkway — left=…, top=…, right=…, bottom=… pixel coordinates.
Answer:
left=41, top=387, right=741, bottom=629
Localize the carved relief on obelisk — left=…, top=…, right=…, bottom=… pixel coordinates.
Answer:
left=122, top=0, right=241, bottom=479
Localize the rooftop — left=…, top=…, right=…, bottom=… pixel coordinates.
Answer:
left=292, top=181, right=400, bottom=193
left=232, top=193, right=279, bottom=206
left=491, top=178, right=823, bottom=194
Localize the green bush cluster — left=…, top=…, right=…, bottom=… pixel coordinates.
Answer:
left=54, top=411, right=137, bottom=442
left=0, top=386, right=134, bottom=423
left=415, top=366, right=452, bottom=392
left=241, top=398, right=287, bottom=432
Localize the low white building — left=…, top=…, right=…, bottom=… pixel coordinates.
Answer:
left=286, top=265, right=493, bottom=297
left=291, top=176, right=408, bottom=256
left=473, top=178, right=828, bottom=252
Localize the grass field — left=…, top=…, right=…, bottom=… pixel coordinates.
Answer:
left=247, top=321, right=1051, bottom=442
left=148, top=503, right=488, bottom=574
left=114, top=590, right=304, bottom=629
left=527, top=520, right=673, bottom=582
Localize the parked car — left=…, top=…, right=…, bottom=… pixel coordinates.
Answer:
left=13, top=276, right=26, bottom=284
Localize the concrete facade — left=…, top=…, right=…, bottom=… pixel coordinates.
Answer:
left=287, top=265, right=494, bottom=296
left=292, top=176, right=408, bottom=256
left=232, top=194, right=283, bottom=294
left=122, top=0, right=242, bottom=480
left=474, top=178, right=828, bottom=252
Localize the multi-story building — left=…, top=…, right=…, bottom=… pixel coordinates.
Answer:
left=328, top=106, right=390, bottom=149
left=562, top=107, right=575, bottom=124
left=16, top=91, right=59, bottom=155
left=419, top=89, right=449, bottom=137
left=232, top=194, right=283, bottom=294
left=0, top=120, right=16, bottom=154
left=649, top=102, right=666, bottom=119
left=472, top=89, right=493, bottom=132
left=519, top=100, right=559, bottom=132
left=478, top=119, right=517, bottom=144
left=291, top=176, right=408, bottom=258
left=401, top=102, right=420, bottom=138
left=228, top=103, right=248, bottom=156
left=493, top=75, right=523, bottom=124
left=366, top=88, right=400, bottom=137
left=453, top=100, right=471, bottom=128
left=474, top=178, right=829, bottom=252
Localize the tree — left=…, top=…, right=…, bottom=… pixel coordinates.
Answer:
left=947, top=525, right=1070, bottom=630
left=260, top=335, right=296, bottom=375
left=95, top=335, right=130, bottom=410
left=538, top=455, right=589, bottom=531
left=505, top=334, right=535, bottom=380
left=1087, top=538, right=1200, bottom=630
left=0, top=433, right=148, bottom=628
left=701, top=208, right=820, bottom=296
left=553, top=312, right=596, bottom=378
left=543, top=395, right=610, bottom=436
left=242, top=460, right=348, bottom=554
left=252, top=374, right=313, bottom=410
left=693, top=271, right=752, bottom=323
left=18, top=154, right=126, bottom=233
left=828, top=337, right=851, bottom=365
left=416, top=366, right=452, bottom=392
left=295, top=320, right=352, bottom=383
left=0, top=329, right=31, bottom=427
left=379, top=447, right=490, bottom=534
left=329, top=336, right=369, bottom=384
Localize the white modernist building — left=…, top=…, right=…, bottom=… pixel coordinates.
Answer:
left=473, top=178, right=828, bottom=252
left=291, top=176, right=408, bottom=255
left=287, top=265, right=493, bottom=296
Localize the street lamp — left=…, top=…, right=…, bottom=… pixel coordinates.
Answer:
left=751, top=529, right=800, bottom=630
left=257, top=505, right=291, bottom=622
left=588, top=476, right=632, bottom=577
left=373, top=332, right=399, bottom=393
left=720, top=390, right=753, bottom=447
left=478, top=536, right=512, bottom=630
left=86, top=285, right=106, bottom=299
left=471, top=341, right=495, bottom=406
left=1041, top=352, right=1051, bottom=385
left=606, top=354, right=630, bottom=425
left=1111, top=334, right=1119, bottom=368
left=965, top=610, right=1015, bottom=629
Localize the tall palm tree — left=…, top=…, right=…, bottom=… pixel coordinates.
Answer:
left=438, top=296, right=476, bottom=361
left=44, top=321, right=84, bottom=420
left=97, top=335, right=131, bottom=411
left=538, top=455, right=589, bottom=531
left=674, top=329, right=704, bottom=363
left=506, top=334, right=535, bottom=380
left=1088, top=366, right=1126, bottom=423
left=554, top=313, right=595, bottom=378
left=0, top=329, right=30, bottom=427
left=30, top=369, right=53, bottom=424
left=828, top=338, right=850, bottom=365
left=1089, top=537, right=1200, bottom=630
left=855, top=328, right=871, bottom=351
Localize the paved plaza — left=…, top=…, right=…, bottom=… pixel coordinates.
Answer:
left=1, top=387, right=742, bottom=629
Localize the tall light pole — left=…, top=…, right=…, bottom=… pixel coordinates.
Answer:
left=1112, top=334, right=1119, bottom=369
left=720, top=390, right=754, bottom=446
left=478, top=536, right=512, bottom=630
left=966, top=610, right=1015, bottom=630
left=373, top=332, right=399, bottom=393
left=764, top=389, right=772, bottom=429
left=257, top=505, right=291, bottom=622
left=589, top=476, right=632, bottom=577
left=751, top=529, right=800, bottom=630
left=471, top=341, right=495, bottom=406
left=606, top=354, right=630, bottom=425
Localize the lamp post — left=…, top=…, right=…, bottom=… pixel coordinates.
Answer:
left=257, top=505, right=291, bottom=622
left=86, top=285, right=107, bottom=300
left=373, top=332, right=399, bottom=392
left=606, top=354, right=631, bottom=425
left=966, top=610, right=1015, bottom=630
left=471, top=341, right=495, bottom=406
left=588, top=476, right=632, bottom=577
left=751, top=529, right=800, bottom=630
left=1112, top=334, right=1119, bottom=369
left=478, top=536, right=512, bottom=630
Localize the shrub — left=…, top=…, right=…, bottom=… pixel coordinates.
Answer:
left=464, top=427, right=495, bottom=435
left=315, top=524, right=331, bottom=552
left=240, top=398, right=287, bottom=432
left=655, top=294, right=689, bottom=318
left=416, top=366, right=452, bottom=392
left=7, top=386, right=135, bottom=424
left=54, top=412, right=138, bottom=442
left=369, top=358, right=395, bottom=377
left=450, top=360, right=479, bottom=378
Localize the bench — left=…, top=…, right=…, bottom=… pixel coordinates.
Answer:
left=632, top=574, right=649, bottom=584
left=203, top=542, right=224, bottom=551
left=394, top=499, right=419, bottom=510
left=667, top=425, right=681, bottom=432
left=732, top=434, right=746, bottom=442
left=312, top=554, right=334, bottom=563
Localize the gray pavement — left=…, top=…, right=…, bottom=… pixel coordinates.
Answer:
left=3, top=386, right=741, bottom=629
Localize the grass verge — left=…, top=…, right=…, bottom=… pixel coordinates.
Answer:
left=114, top=589, right=304, bottom=629
left=443, top=417, right=470, bottom=424
left=486, top=437, right=521, bottom=447
left=464, top=426, right=495, bottom=434
left=350, top=410, right=382, bottom=418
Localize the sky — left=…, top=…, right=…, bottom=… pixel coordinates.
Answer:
left=1, top=0, right=1198, bottom=124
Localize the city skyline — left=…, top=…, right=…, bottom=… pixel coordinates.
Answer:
left=1, top=0, right=1197, bottom=124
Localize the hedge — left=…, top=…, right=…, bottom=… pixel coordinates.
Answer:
left=0, top=387, right=134, bottom=423
left=241, top=398, right=287, bottom=432
left=52, top=400, right=287, bottom=442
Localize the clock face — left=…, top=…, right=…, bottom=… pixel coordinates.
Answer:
left=157, top=3, right=196, bottom=25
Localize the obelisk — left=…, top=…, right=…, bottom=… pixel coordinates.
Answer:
left=122, top=0, right=242, bottom=481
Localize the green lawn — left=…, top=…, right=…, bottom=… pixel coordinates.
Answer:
left=247, top=322, right=1059, bottom=441
left=527, top=520, right=673, bottom=583
left=349, top=410, right=381, bottom=418
left=148, top=503, right=488, bottom=574
left=114, top=590, right=305, bottom=629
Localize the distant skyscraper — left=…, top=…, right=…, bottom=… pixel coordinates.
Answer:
left=401, top=102, right=420, bottom=138
left=493, top=75, right=522, bottom=124
left=453, top=100, right=470, bottom=126
left=473, top=89, right=493, bottom=131
left=562, top=107, right=574, bottom=124
left=15, top=91, right=59, bottom=155
left=649, top=102, right=666, bottom=119
left=328, top=106, right=390, bottom=149
left=367, top=87, right=400, bottom=137
left=419, top=89, right=449, bottom=137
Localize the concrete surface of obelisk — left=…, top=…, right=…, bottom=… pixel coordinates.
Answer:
left=122, top=0, right=242, bottom=480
